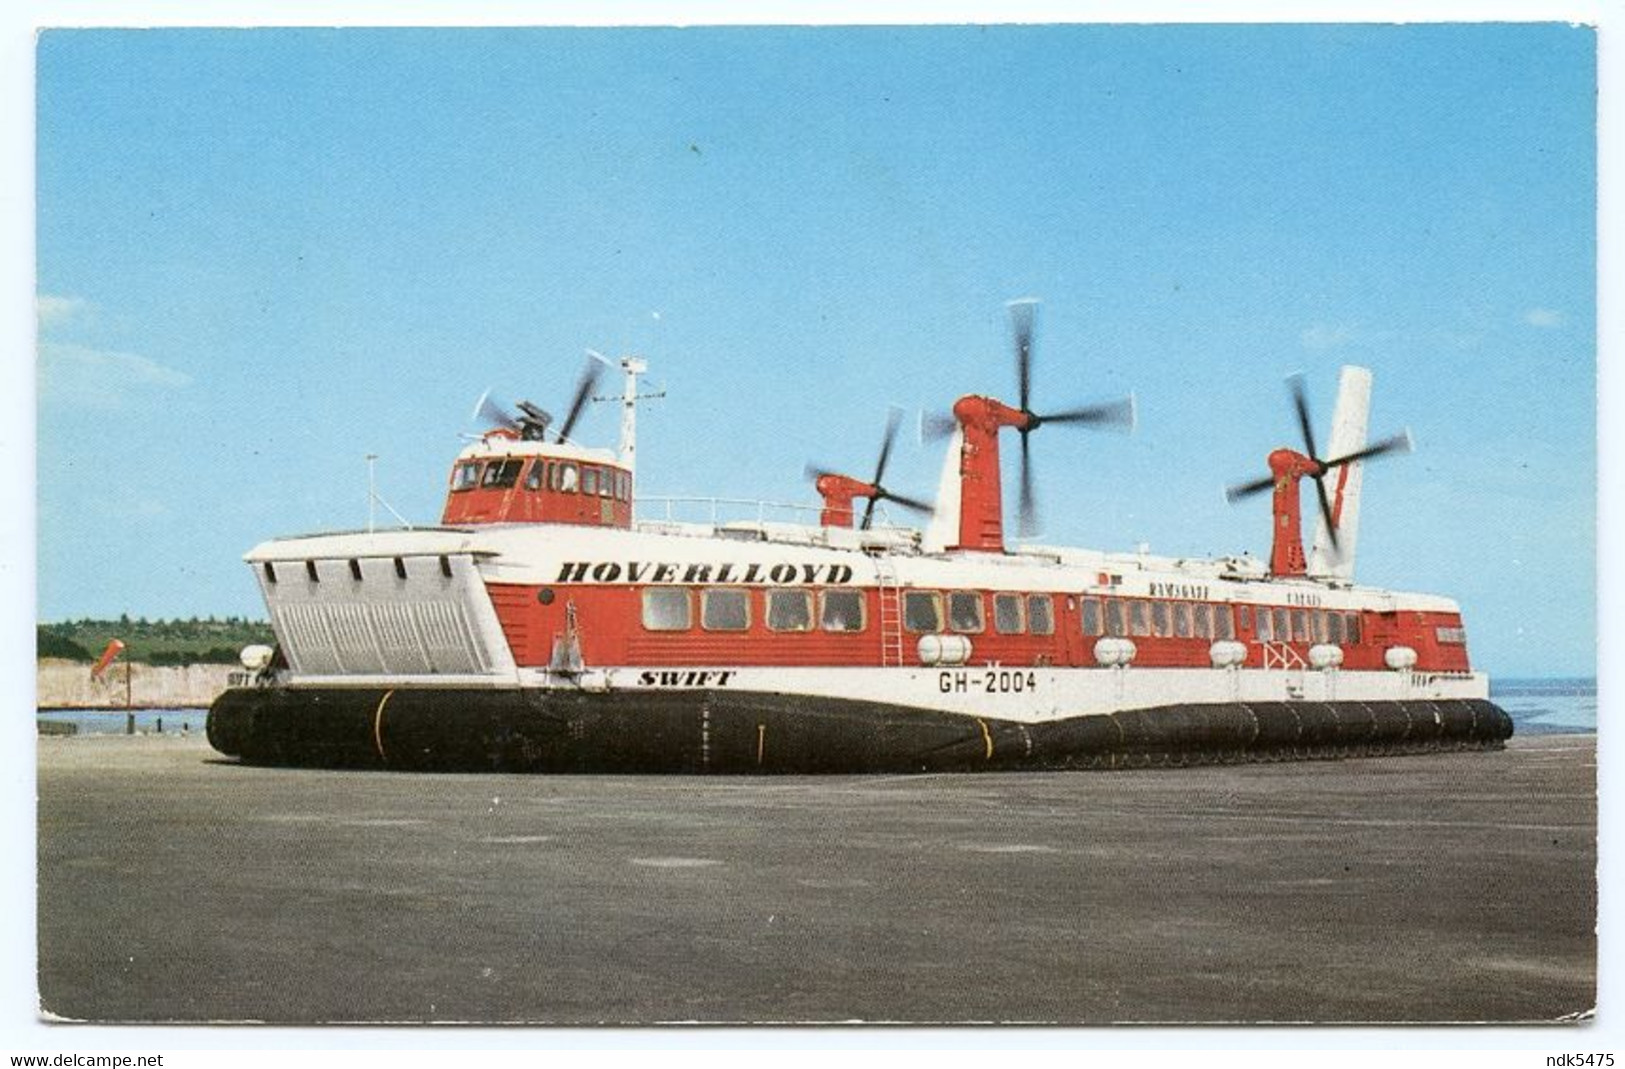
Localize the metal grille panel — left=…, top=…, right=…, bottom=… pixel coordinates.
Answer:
left=257, top=554, right=507, bottom=678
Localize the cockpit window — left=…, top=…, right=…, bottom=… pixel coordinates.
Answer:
left=481, top=458, right=523, bottom=489
left=557, top=463, right=579, bottom=493
left=451, top=461, right=482, bottom=491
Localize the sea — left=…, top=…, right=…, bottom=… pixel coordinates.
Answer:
left=33, top=678, right=1597, bottom=738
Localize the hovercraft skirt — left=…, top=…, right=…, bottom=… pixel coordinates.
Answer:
left=207, top=687, right=1513, bottom=773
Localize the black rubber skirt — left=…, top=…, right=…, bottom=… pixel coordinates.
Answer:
left=207, top=686, right=1513, bottom=774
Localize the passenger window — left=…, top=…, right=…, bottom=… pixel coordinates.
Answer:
left=557, top=463, right=579, bottom=493
left=1174, top=603, right=1192, bottom=639
left=1129, top=600, right=1150, bottom=637
left=1237, top=605, right=1252, bottom=632
left=1027, top=595, right=1054, bottom=636
left=903, top=591, right=943, bottom=633
left=995, top=593, right=1026, bottom=635
left=1347, top=613, right=1362, bottom=644
left=1291, top=609, right=1309, bottom=642
left=641, top=587, right=690, bottom=631
left=1214, top=606, right=1235, bottom=641
left=702, top=588, right=750, bottom=631
left=1151, top=602, right=1171, bottom=637
left=1193, top=603, right=1212, bottom=639
left=1105, top=599, right=1126, bottom=637
left=451, top=461, right=482, bottom=491
left=766, top=589, right=813, bottom=632
left=820, top=590, right=865, bottom=632
left=1327, top=612, right=1345, bottom=644
left=1080, top=597, right=1102, bottom=636
left=1273, top=608, right=1291, bottom=642
left=1256, top=607, right=1273, bottom=642
left=948, top=592, right=984, bottom=633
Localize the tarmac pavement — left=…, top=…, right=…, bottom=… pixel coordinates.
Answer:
left=35, top=732, right=1596, bottom=1025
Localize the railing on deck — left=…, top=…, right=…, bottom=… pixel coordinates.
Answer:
left=636, top=495, right=915, bottom=531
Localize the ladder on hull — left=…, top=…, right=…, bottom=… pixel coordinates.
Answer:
left=874, top=555, right=905, bottom=668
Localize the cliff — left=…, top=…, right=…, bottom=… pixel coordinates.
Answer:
left=36, top=659, right=234, bottom=709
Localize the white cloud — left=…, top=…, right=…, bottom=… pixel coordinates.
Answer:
left=1300, top=323, right=1357, bottom=351
left=36, top=294, right=85, bottom=330
left=38, top=341, right=192, bottom=409
left=1523, top=308, right=1565, bottom=328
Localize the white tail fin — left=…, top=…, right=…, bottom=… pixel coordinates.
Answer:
left=1308, top=366, right=1372, bottom=580
left=921, top=426, right=964, bottom=554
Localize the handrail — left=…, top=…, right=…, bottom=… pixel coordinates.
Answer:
left=636, top=495, right=825, bottom=526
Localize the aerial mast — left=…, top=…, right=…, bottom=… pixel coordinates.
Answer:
left=618, top=356, right=648, bottom=473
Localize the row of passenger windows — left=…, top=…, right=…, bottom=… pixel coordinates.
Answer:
left=903, top=591, right=1055, bottom=635
left=639, top=587, right=1057, bottom=636
left=637, top=587, right=1370, bottom=644
left=643, top=587, right=866, bottom=633
left=1080, top=597, right=1364, bottom=645
left=451, top=458, right=632, bottom=501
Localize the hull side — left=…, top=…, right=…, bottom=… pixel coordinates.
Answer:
left=208, top=686, right=1513, bottom=774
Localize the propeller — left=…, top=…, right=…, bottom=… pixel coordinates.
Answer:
left=1006, top=298, right=1136, bottom=537
left=556, top=352, right=609, bottom=444
left=514, top=401, right=554, bottom=441
left=919, top=410, right=961, bottom=443
left=472, top=388, right=520, bottom=433
left=1224, top=373, right=1413, bottom=548
left=471, top=351, right=614, bottom=444
left=806, top=407, right=934, bottom=530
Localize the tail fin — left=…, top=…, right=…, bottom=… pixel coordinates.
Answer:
left=921, top=426, right=964, bottom=554
left=1307, top=366, right=1372, bottom=580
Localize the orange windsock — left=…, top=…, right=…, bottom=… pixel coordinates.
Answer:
left=91, top=639, right=126, bottom=679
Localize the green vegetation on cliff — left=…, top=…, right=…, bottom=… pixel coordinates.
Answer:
left=36, top=617, right=275, bottom=666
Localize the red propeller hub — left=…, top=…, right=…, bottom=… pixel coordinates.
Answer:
left=815, top=473, right=879, bottom=528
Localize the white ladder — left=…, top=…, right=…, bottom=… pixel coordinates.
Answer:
left=874, top=555, right=905, bottom=668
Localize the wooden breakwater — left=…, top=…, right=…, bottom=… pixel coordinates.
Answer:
left=36, top=659, right=235, bottom=709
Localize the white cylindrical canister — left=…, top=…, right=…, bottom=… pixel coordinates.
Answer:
left=1093, top=637, right=1138, bottom=667
left=1308, top=644, right=1345, bottom=669
left=1384, top=645, right=1419, bottom=670
left=918, top=634, right=973, bottom=666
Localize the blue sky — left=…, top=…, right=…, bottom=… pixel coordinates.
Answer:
left=33, top=24, right=1595, bottom=676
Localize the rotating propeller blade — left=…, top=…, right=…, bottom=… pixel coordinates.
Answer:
left=556, top=356, right=607, bottom=443
left=860, top=496, right=878, bottom=531
left=1224, top=473, right=1278, bottom=502
left=1323, top=429, right=1414, bottom=469
left=1034, top=395, right=1137, bottom=432
left=872, top=407, right=903, bottom=489
left=1009, top=298, right=1037, bottom=414
left=920, top=410, right=960, bottom=442
left=472, top=389, right=520, bottom=431
left=1289, top=372, right=1320, bottom=463
left=879, top=489, right=933, bottom=515
left=1311, top=473, right=1339, bottom=550
left=1017, top=427, right=1037, bottom=537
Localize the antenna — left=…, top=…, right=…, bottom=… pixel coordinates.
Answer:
left=364, top=453, right=416, bottom=531
left=366, top=453, right=377, bottom=533
left=588, top=354, right=665, bottom=473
